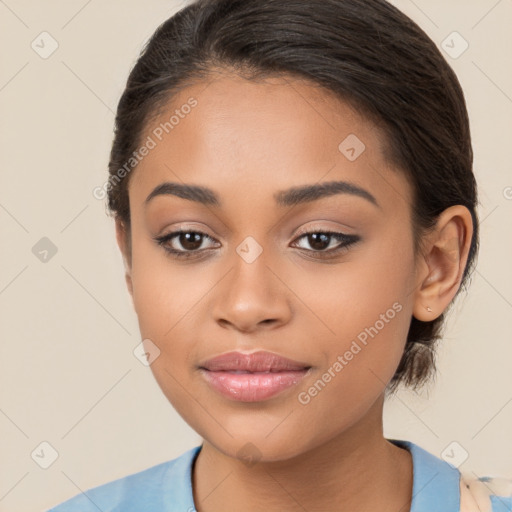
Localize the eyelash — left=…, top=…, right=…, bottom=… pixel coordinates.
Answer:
left=153, top=229, right=360, bottom=260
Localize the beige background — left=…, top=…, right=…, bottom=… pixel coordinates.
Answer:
left=0, top=1, right=511, bottom=511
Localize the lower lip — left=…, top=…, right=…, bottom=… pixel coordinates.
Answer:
left=200, top=369, right=310, bottom=402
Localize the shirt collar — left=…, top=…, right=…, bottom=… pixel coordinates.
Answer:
left=174, top=439, right=461, bottom=512
left=389, top=439, right=461, bottom=512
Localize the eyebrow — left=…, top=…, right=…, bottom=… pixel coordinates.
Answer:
left=144, top=180, right=379, bottom=209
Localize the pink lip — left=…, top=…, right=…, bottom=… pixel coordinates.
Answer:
left=199, top=351, right=311, bottom=402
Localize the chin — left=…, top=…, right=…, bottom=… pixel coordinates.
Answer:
left=198, top=423, right=317, bottom=464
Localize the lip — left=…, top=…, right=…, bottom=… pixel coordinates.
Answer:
left=198, top=351, right=311, bottom=402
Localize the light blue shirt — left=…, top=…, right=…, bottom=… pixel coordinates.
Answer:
left=47, top=439, right=512, bottom=511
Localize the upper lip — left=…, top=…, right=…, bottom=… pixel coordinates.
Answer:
left=199, top=351, right=311, bottom=372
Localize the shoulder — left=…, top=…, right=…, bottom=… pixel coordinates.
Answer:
left=390, top=438, right=512, bottom=512
left=46, top=445, right=201, bottom=512
left=460, top=473, right=512, bottom=512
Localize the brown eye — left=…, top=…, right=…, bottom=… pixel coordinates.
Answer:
left=292, top=230, right=360, bottom=258
left=178, top=232, right=203, bottom=251
left=306, top=233, right=331, bottom=251
left=153, top=230, right=219, bottom=259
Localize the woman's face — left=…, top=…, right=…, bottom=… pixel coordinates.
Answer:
left=121, top=72, right=422, bottom=461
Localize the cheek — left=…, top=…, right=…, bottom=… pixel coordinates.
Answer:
left=128, top=234, right=220, bottom=397
left=129, top=249, right=201, bottom=416
left=294, top=294, right=411, bottom=440
left=129, top=228, right=210, bottom=337
left=293, top=233, right=415, bottom=395
left=291, top=230, right=415, bottom=340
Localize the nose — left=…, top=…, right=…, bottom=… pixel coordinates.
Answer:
left=212, top=251, right=293, bottom=333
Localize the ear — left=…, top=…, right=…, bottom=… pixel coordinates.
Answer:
left=412, top=205, right=474, bottom=321
left=115, top=217, right=133, bottom=298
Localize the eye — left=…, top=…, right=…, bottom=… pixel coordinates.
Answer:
left=153, top=228, right=360, bottom=261
left=153, top=230, right=219, bottom=259
left=291, top=230, right=360, bottom=257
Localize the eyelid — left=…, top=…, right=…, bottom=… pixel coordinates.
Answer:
left=292, top=221, right=356, bottom=238
left=157, top=222, right=217, bottom=239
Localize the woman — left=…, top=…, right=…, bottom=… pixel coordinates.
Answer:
left=48, top=0, right=511, bottom=510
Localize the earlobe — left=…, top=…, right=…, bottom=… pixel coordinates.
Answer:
left=412, top=205, right=473, bottom=322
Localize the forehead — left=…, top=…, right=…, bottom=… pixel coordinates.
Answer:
left=129, top=71, right=410, bottom=210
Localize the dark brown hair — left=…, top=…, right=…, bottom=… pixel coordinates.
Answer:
left=105, top=0, right=479, bottom=394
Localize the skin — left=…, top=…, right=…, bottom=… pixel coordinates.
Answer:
left=115, top=70, right=473, bottom=511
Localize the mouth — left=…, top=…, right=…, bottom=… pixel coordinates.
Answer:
left=198, top=350, right=312, bottom=402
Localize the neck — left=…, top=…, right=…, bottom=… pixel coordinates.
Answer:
left=192, top=395, right=413, bottom=512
